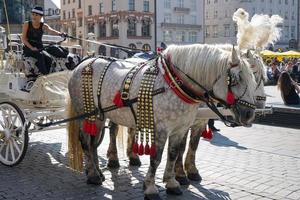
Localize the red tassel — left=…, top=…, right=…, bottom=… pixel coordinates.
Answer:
left=89, top=122, right=98, bottom=136
left=144, top=143, right=150, bottom=155
left=226, top=90, right=235, bottom=105
left=201, top=128, right=213, bottom=140
left=150, top=144, right=157, bottom=158
left=133, top=142, right=138, bottom=154
left=138, top=143, right=144, bottom=155
left=113, top=91, right=124, bottom=108
left=83, top=120, right=98, bottom=136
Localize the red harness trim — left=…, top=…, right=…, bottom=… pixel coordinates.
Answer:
left=160, top=56, right=203, bottom=104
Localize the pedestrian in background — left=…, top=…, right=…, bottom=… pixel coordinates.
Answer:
left=277, top=71, right=300, bottom=105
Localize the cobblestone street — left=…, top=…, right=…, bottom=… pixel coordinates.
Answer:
left=1, top=122, right=300, bottom=200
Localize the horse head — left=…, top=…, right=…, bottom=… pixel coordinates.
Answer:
left=212, top=46, right=257, bottom=126
left=244, top=49, right=267, bottom=109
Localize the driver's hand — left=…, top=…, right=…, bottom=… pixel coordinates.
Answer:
left=31, top=47, right=39, bottom=51
left=60, top=32, right=68, bottom=38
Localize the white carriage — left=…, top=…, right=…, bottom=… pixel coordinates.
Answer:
left=0, top=34, right=82, bottom=166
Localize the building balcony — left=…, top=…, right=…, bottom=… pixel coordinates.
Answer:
left=173, top=7, right=190, bottom=13
left=161, top=23, right=202, bottom=30
left=98, top=36, right=119, bottom=40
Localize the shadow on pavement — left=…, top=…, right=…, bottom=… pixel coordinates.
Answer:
left=209, top=131, right=247, bottom=150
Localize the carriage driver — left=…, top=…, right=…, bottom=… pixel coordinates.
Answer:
left=22, top=6, right=67, bottom=75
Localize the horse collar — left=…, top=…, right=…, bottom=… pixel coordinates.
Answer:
left=160, top=55, right=206, bottom=104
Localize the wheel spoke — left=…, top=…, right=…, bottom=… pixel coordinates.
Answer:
left=0, top=119, right=5, bottom=129
left=0, top=142, right=4, bottom=154
left=12, top=139, right=21, bottom=154
left=11, top=115, right=18, bottom=128
left=9, top=140, right=15, bottom=161
left=5, top=142, right=9, bottom=161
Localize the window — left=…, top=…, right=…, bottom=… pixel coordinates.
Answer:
left=78, top=17, right=82, bottom=27
left=63, top=0, right=65, bottom=5
left=100, top=3, right=104, bottom=14
left=99, top=45, right=106, bottom=56
left=177, top=0, right=184, bottom=7
left=164, top=14, right=171, bottom=23
left=143, top=0, right=149, bottom=12
left=176, top=31, right=185, bottom=42
left=284, top=26, right=289, bottom=38
left=111, top=48, right=119, bottom=58
left=224, top=24, right=230, bottom=37
left=164, top=0, right=171, bottom=8
left=191, top=0, right=196, bottom=11
left=142, top=19, right=151, bottom=36
left=163, top=30, right=172, bottom=42
left=71, top=27, right=76, bottom=37
left=127, top=18, right=136, bottom=36
left=214, top=10, right=218, bottom=19
left=177, top=15, right=184, bottom=24
left=284, top=11, right=288, bottom=20
left=205, top=26, right=210, bottom=37
left=188, top=32, right=197, bottom=43
left=191, top=15, right=196, bottom=24
left=68, top=0, right=70, bottom=3
left=88, top=5, right=92, bottom=16
left=72, top=9, right=75, bottom=18
left=225, top=10, right=228, bottom=18
left=99, top=22, right=106, bottom=37
left=129, top=43, right=137, bottom=49
left=78, top=0, right=81, bottom=8
left=142, top=44, right=151, bottom=51
left=111, top=20, right=119, bottom=37
left=291, top=26, right=295, bottom=38
left=87, top=23, right=94, bottom=33
left=68, top=11, right=70, bottom=19
left=63, top=10, right=66, bottom=19
left=112, top=0, right=116, bottom=11
left=285, top=0, right=288, bottom=4
left=213, top=25, right=218, bottom=37
left=205, top=11, right=209, bottom=19
left=129, top=0, right=135, bottom=11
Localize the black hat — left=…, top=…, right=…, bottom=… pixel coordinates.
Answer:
left=32, top=6, right=44, bottom=16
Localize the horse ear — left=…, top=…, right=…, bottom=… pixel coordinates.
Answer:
left=231, top=46, right=239, bottom=65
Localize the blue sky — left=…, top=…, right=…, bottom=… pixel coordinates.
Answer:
left=52, top=0, right=60, bottom=8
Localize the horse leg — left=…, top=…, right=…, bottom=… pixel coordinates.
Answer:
left=144, top=130, right=168, bottom=200
left=127, top=128, right=141, bottom=166
left=79, top=120, right=105, bottom=185
left=184, top=120, right=207, bottom=182
left=174, top=131, right=190, bottom=185
left=163, top=134, right=186, bottom=196
left=106, top=121, right=120, bottom=168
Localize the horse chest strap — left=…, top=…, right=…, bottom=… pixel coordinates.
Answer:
left=120, top=62, right=146, bottom=103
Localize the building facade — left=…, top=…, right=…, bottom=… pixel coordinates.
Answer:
left=156, top=0, right=204, bottom=47
left=0, top=0, right=44, bottom=33
left=205, top=0, right=299, bottom=50
left=60, top=0, right=155, bottom=57
left=44, top=0, right=61, bottom=32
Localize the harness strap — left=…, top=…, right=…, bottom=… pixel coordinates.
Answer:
left=36, top=87, right=166, bottom=128
left=96, top=56, right=118, bottom=120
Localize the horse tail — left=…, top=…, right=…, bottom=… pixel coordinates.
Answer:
left=67, top=96, right=84, bottom=172
left=268, top=15, right=284, bottom=45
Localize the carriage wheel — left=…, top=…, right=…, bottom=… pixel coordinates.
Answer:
left=0, top=102, right=28, bottom=166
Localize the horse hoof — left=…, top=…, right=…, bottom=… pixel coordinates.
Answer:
left=166, top=187, right=183, bottom=195
left=175, top=176, right=190, bottom=186
left=86, top=176, right=102, bottom=185
left=187, top=173, right=202, bottom=182
left=129, top=157, right=141, bottom=167
left=144, top=193, right=162, bottom=200
left=107, top=160, right=120, bottom=169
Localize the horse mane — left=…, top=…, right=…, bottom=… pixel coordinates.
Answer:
left=163, top=44, right=255, bottom=92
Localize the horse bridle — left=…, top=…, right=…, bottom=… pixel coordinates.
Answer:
left=163, top=55, right=256, bottom=127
